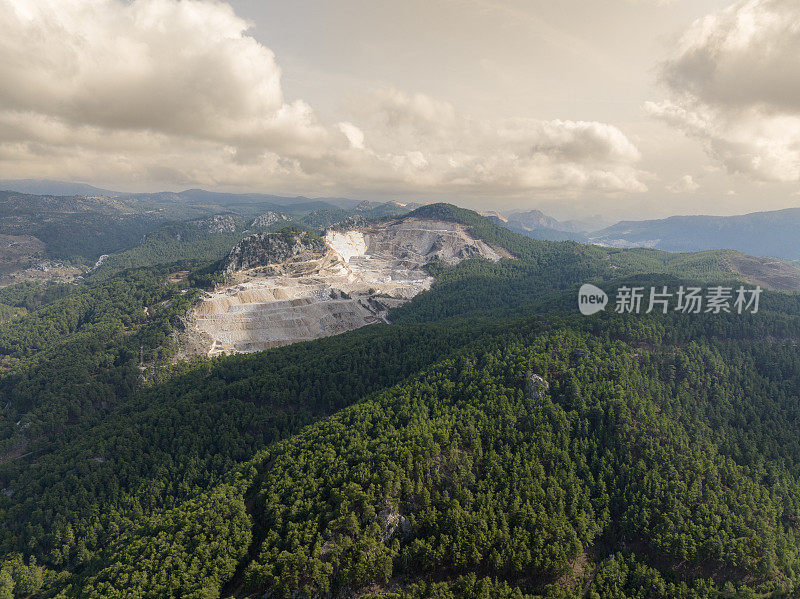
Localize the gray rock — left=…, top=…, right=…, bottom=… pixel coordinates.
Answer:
left=251, top=211, right=291, bottom=229
left=192, top=214, right=238, bottom=234
left=376, top=507, right=410, bottom=542
left=222, top=230, right=325, bottom=274
left=525, top=374, right=549, bottom=400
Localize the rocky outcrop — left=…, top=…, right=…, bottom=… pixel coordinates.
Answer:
left=222, top=231, right=326, bottom=274
left=376, top=508, right=410, bottom=542
left=192, top=214, right=238, bottom=234
left=250, top=211, right=291, bottom=229
left=525, top=374, right=550, bottom=399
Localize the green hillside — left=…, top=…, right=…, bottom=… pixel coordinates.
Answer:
left=1, top=205, right=800, bottom=597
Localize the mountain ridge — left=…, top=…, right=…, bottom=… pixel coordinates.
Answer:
left=591, top=206, right=800, bottom=260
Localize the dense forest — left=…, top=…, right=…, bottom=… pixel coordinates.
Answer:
left=0, top=204, right=799, bottom=598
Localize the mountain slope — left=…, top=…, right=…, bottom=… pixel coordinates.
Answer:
left=4, top=205, right=800, bottom=597
left=185, top=216, right=510, bottom=355
left=592, top=207, right=800, bottom=260
left=487, top=209, right=590, bottom=242
left=0, top=190, right=410, bottom=285
left=0, top=190, right=166, bottom=264
left=0, top=179, right=119, bottom=196
left=64, top=309, right=800, bottom=598
left=606, top=247, right=800, bottom=291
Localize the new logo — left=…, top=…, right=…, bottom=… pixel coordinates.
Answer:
left=578, top=284, right=608, bottom=315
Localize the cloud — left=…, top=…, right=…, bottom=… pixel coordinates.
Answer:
left=0, top=0, right=326, bottom=150
left=337, top=122, right=365, bottom=150
left=336, top=88, right=647, bottom=194
left=666, top=174, right=700, bottom=193
left=624, top=0, right=677, bottom=5
left=0, top=0, right=648, bottom=197
left=648, top=0, right=800, bottom=182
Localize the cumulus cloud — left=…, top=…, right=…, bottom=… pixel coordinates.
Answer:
left=666, top=174, right=699, bottom=193
left=337, top=122, right=365, bottom=150
left=338, top=88, right=647, bottom=194
left=0, top=0, right=648, bottom=197
left=648, top=0, right=800, bottom=182
left=624, top=0, right=677, bottom=6
left=0, top=0, right=327, bottom=150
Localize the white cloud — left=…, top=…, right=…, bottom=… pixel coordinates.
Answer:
left=0, top=0, right=648, bottom=197
left=335, top=88, right=648, bottom=194
left=648, top=0, right=800, bottom=182
left=337, top=122, right=365, bottom=150
left=624, top=0, right=677, bottom=5
left=666, top=174, right=700, bottom=193
left=0, top=0, right=326, bottom=150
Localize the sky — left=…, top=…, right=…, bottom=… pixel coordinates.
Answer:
left=1, top=0, right=799, bottom=220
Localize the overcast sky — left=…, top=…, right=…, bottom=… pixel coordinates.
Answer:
left=1, top=0, right=799, bottom=219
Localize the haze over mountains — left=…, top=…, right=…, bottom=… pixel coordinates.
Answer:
left=489, top=206, right=800, bottom=262
left=0, top=179, right=396, bottom=212
left=0, top=179, right=119, bottom=197
left=485, top=210, right=590, bottom=243
left=589, top=208, right=800, bottom=261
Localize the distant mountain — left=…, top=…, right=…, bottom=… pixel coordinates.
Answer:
left=0, top=179, right=119, bottom=196
left=481, top=210, right=506, bottom=222
left=0, top=190, right=176, bottom=264
left=0, top=182, right=376, bottom=213
left=508, top=209, right=567, bottom=231
left=170, top=188, right=308, bottom=206
left=592, top=207, right=800, bottom=260
left=562, top=215, right=614, bottom=233
left=485, top=209, right=589, bottom=242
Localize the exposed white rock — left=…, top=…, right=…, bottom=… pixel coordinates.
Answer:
left=325, top=230, right=367, bottom=263
left=185, top=218, right=511, bottom=356
left=525, top=374, right=550, bottom=400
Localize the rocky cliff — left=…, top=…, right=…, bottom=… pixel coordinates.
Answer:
left=221, top=230, right=325, bottom=274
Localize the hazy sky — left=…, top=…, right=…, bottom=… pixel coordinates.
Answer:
left=1, top=0, right=799, bottom=219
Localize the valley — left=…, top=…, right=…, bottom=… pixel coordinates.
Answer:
left=0, top=233, right=82, bottom=286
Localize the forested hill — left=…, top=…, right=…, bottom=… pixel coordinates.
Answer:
left=24, top=307, right=800, bottom=598
left=405, top=203, right=800, bottom=293
left=1, top=204, right=800, bottom=597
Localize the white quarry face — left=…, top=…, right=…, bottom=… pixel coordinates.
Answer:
left=184, top=218, right=511, bottom=356
left=325, top=230, right=367, bottom=263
